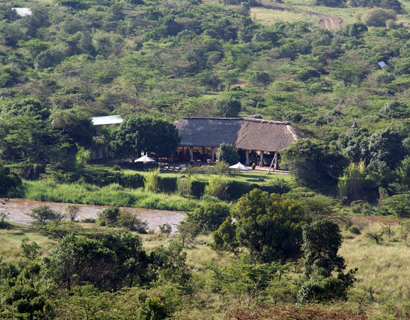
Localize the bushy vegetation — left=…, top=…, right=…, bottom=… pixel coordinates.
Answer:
left=3, top=0, right=410, bottom=317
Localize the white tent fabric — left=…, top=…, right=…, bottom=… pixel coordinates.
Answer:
left=229, top=162, right=249, bottom=170
left=135, top=155, right=155, bottom=163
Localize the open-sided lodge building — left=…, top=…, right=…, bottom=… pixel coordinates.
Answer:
left=174, top=116, right=304, bottom=167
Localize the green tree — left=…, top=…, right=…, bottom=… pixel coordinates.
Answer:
left=150, top=241, right=191, bottom=285
left=303, top=218, right=346, bottom=277
left=362, top=8, right=397, bottom=27
left=21, top=238, right=41, bottom=260
left=384, top=194, right=410, bottom=218
left=98, top=207, right=121, bottom=227
left=214, top=97, right=241, bottom=117
left=298, top=218, right=356, bottom=304
left=367, top=128, right=405, bottom=169
left=338, top=162, right=378, bottom=202
left=0, top=260, right=53, bottom=319
left=63, top=204, right=80, bottom=221
left=213, top=189, right=306, bottom=263
left=0, top=113, right=58, bottom=164
left=187, top=203, right=231, bottom=232
left=396, top=156, right=410, bottom=189
left=57, top=285, right=111, bottom=320
left=282, top=139, right=348, bottom=190
left=0, top=161, right=21, bottom=198
left=248, top=71, right=271, bottom=88
left=51, top=109, right=95, bottom=147
left=110, top=116, right=180, bottom=159
left=46, top=232, right=151, bottom=291
left=29, top=205, right=63, bottom=225
left=216, top=143, right=239, bottom=165
left=177, top=221, right=200, bottom=247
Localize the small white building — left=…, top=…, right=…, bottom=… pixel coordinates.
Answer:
left=12, top=8, right=32, bottom=17
left=91, top=115, right=123, bottom=127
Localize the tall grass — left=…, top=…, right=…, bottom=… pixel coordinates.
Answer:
left=340, top=220, right=410, bottom=317
left=23, top=181, right=200, bottom=211
left=207, top=175, right=228, bottom=200
left=145, top=168, right=160, bottom=192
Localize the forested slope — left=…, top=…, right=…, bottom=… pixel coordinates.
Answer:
left=2, top=0, right=410, bottom=141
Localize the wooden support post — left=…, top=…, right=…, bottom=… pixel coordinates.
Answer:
left=268, top=153, right=278, bottom=173
left=260, top=151, right=264, bottom=167
left=246, top=150, right=250, bottom=165
left=211, top=147, right=215, bottom=161
left=189, top=147, right=194, bottom=161
left=274, top=152, right=278, bottom=170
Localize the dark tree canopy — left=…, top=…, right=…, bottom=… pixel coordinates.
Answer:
left=303, top=218, right=345, bottom=277
left=282, top=139, right=348, bottom=190
left=110, top=116, right=180, bottom=159
left=46, top=232, right=151, bottom=291
left=216, top=143, right=239, bottom=165
left=187, top=203, right=231, bottom=232
left=0, top=162, right=21, bottom=198
left=215, top=97, right=241, bottom=117
left=213, top=189, right=307, bottom=263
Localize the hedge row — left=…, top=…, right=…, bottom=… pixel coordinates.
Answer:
left=28, top=165, right=289, bottom=200
left=48, top=167, right=146, bottom=189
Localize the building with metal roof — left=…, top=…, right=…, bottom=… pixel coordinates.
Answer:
left=91, top=115, right=124, bottom=126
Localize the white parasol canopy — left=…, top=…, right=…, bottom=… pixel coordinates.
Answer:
left=229, top=162, right=249, bottom=170
left=135, top=155, right=155, bottom=163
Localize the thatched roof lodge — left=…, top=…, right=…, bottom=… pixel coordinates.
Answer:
left=174, top=116, right=304, bottom=166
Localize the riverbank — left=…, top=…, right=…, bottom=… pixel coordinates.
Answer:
left=0, top=198, right=186, bottom=231
left=23, top=180, right=202, bottom=211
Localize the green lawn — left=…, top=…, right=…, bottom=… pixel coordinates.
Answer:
left=90, top=161, right=293, bottom=186
left=250, top=0, right=410, bottom=28
left=251, top=6, right=319, bottom=26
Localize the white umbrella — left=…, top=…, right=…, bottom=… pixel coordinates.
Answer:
left=229, top=162, right=249, bottom=171
left=134, top=155, right=155, bottom=163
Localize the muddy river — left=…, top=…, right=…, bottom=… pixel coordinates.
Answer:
left=0, top=199, right=186, bottom=231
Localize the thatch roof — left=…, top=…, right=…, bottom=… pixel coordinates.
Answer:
left=174, top=117, right=304, bottom=152
left=175, top=117, right=242, bottom=147
left=345, top=121, right=358, bottom=136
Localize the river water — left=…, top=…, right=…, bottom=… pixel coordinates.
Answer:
left=0, top=199, right=186, bottom=231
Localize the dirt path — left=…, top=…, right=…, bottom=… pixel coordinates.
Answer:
left=0, top=199, right=186, bottom=231
left=259, top=0, right=343, bottom=31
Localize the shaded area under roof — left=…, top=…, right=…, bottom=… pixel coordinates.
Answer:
left=175, top=117, right=304, bottom=152
left=92, top=115, right=123, bottom=126
left=175, top=117, right=242, bottom=148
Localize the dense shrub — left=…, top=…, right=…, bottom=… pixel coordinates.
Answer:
left=177, top=178, right=207, bottom=198
left=187, top=203, right=231, bottom=232
left=297, top=276, right=348, bottom=304
left=362, top=8, right=397, bottom=27
left=225, top=181, right=253, bottom=200
left=216, top=144, right=239, bottom=165
left=191, top=180, right=207, bottom=198
left=98, top=207, right=121, bottom=227
left=261, top=179, right=292, bottom=194
left=207, top=176, right=229, bottom=200
left=12, top=163, right=45, bottom=180
left=157, top=177, right=178, bottom=194
left=98, top=207, right=148, bottom=232
left=49, top=167, right=145, bottom=189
